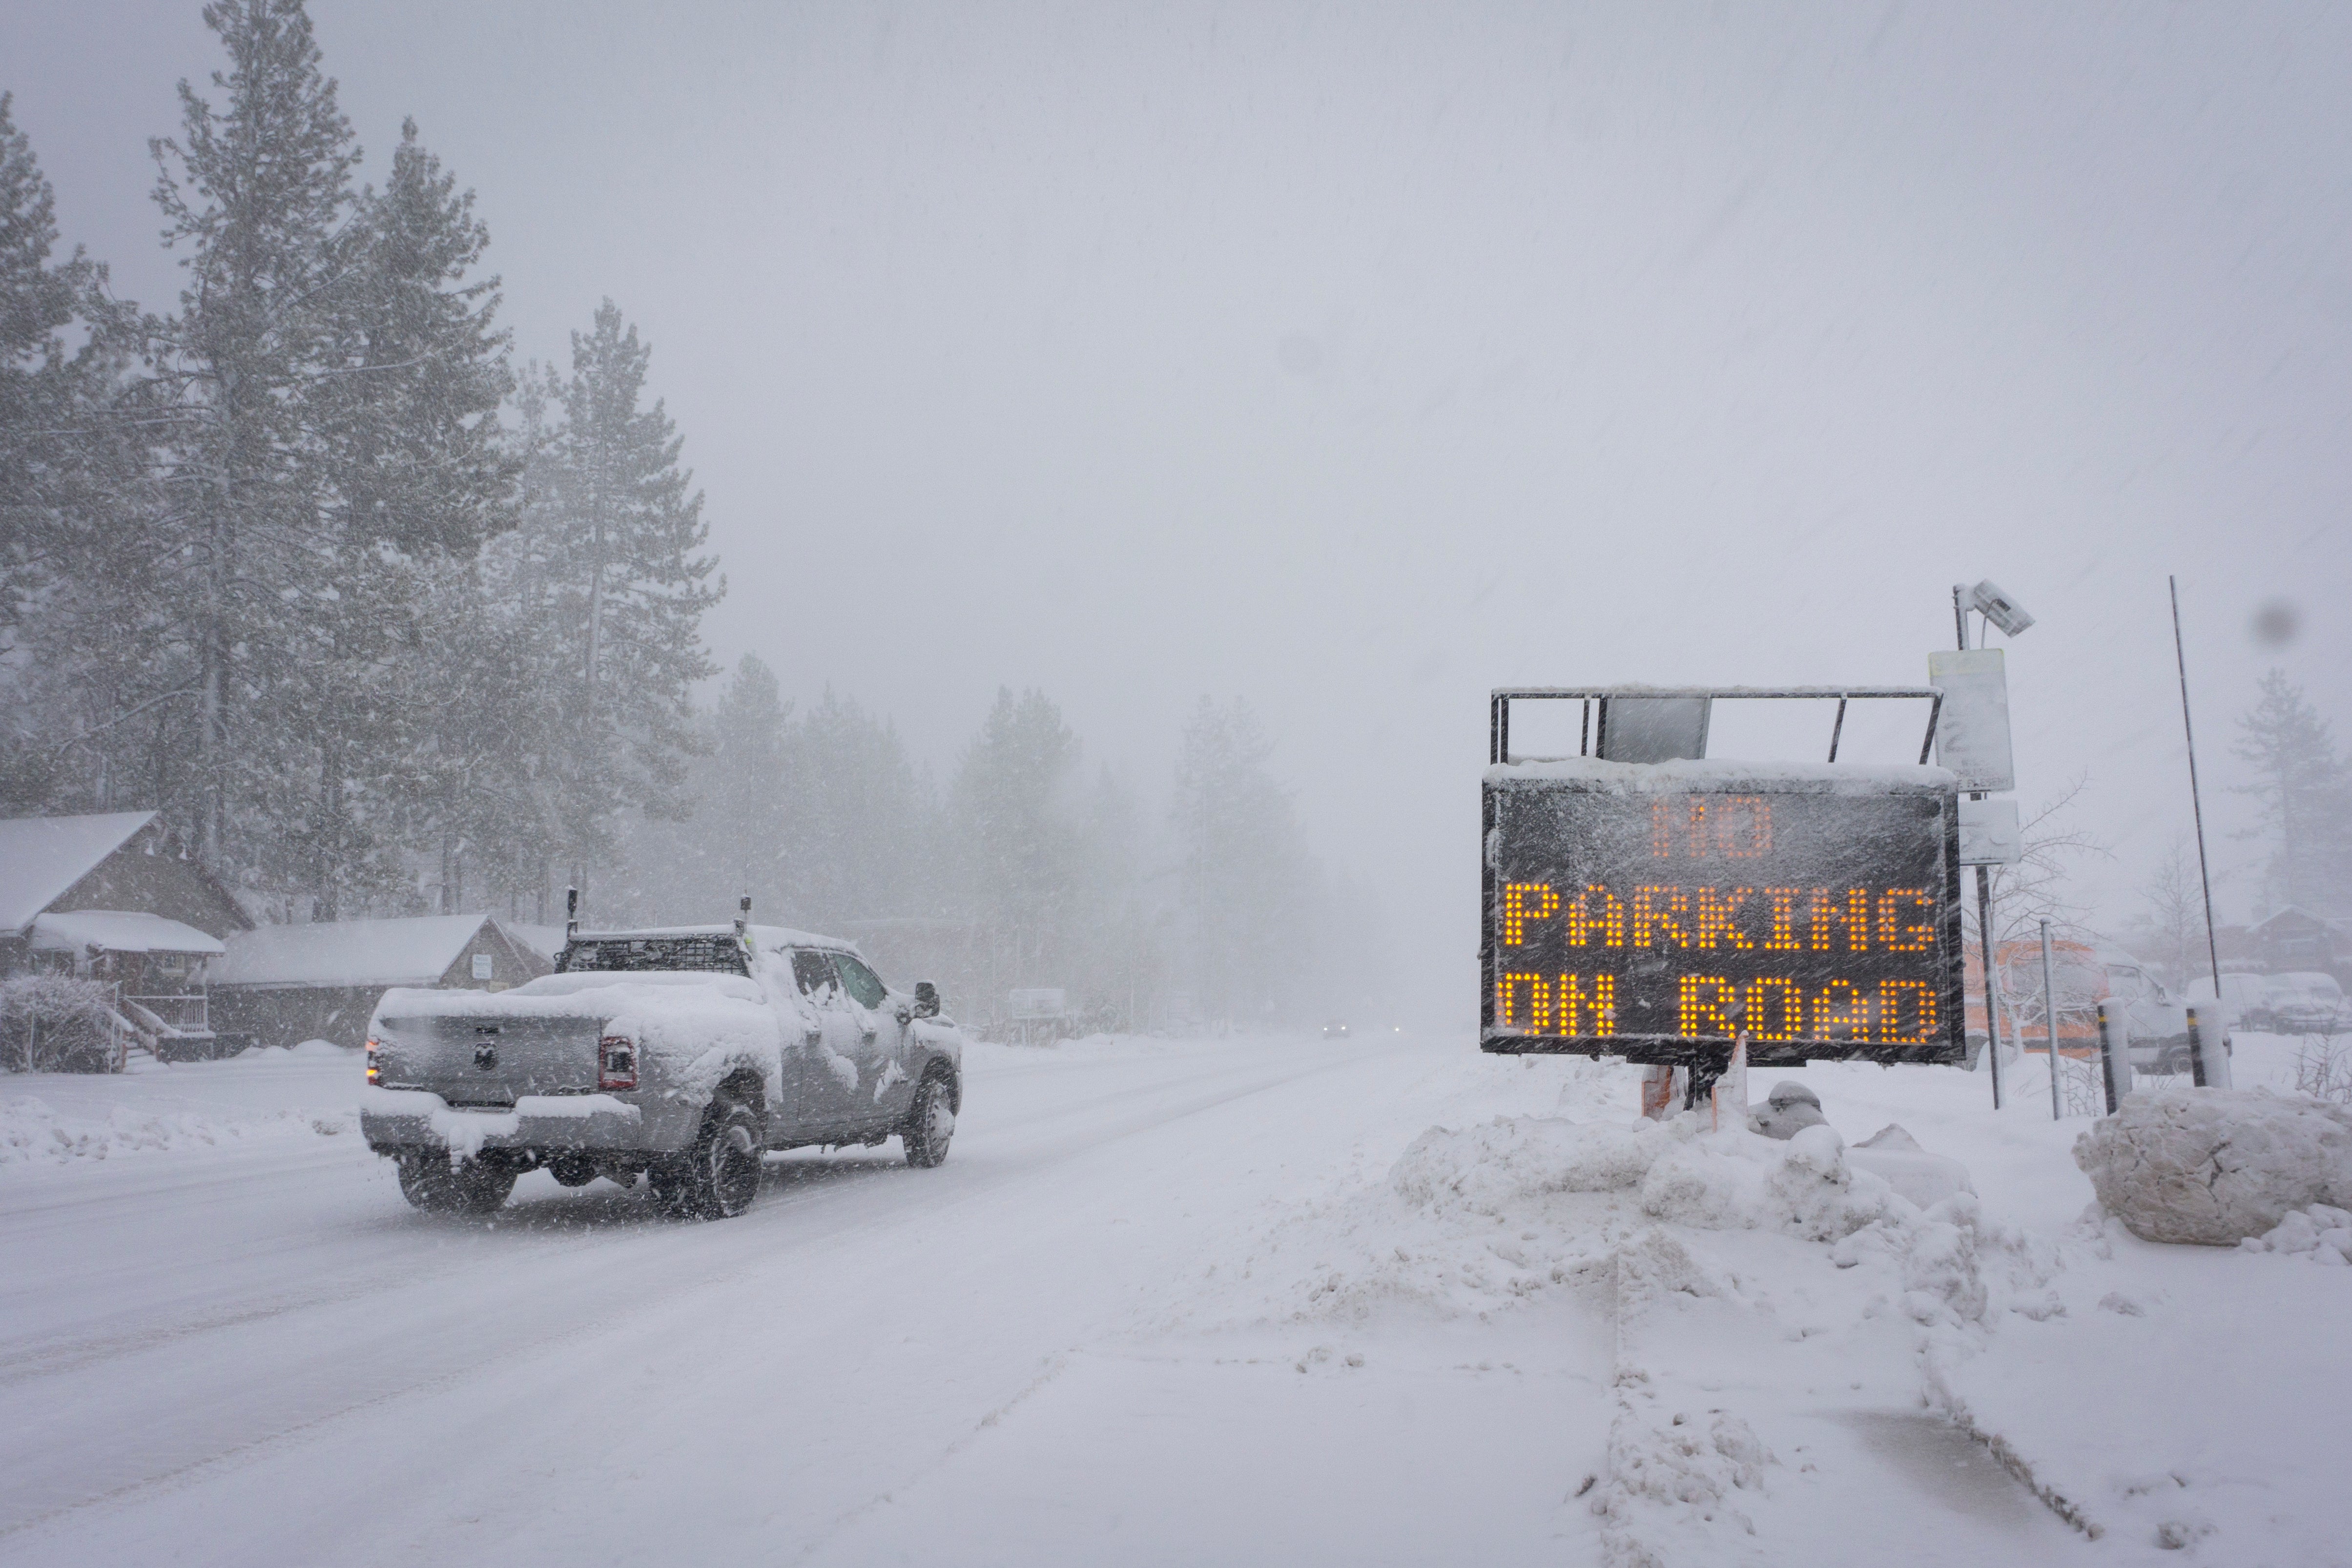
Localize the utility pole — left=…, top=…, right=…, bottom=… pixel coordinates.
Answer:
left=2169, top=577, right=2225, bottom=998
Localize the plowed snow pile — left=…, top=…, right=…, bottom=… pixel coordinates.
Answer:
left=1181, top=1048, right=2352, bottom=1566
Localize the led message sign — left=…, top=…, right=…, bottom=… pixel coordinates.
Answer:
left=1481, top=772, right=1964, bottom=1065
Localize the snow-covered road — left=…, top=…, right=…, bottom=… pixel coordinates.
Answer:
left=6, top=1033, right=2349, bottom=1567
left=0, top=1036, right=1616, bottom=1566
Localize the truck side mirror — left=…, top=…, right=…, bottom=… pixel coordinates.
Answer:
left=913, top=982, right=942, bottom=1019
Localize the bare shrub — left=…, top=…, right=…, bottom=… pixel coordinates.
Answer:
left=2291, top=1033, right=2352, bottom=1104
left=2058, top=1053, right=2113, bottom=1119
left=0, top=977, right=123, bottom=1073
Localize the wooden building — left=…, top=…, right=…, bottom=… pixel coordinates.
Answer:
left=2250, top=907, right=2350, bottom=983
left=0, top=811, right=252, bottom=1061
left=209, top=913, right=553, bottom=1051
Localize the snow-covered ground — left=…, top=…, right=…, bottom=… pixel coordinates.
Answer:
left=0, top=1032, right=2345, bottom=1566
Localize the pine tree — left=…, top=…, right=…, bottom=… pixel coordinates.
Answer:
left=1170, top=697, right=1312, bottom=1025
left=0, top=92, right=85, bottom=630
left=283, top=117, right=517, bottom=917
left=529, top=302, right=721, bottom=908
left=145, top=0, right=362, bottom=870
left=951, top=688, right=1085, bottom=996
left=2233, top=671, right=2350, bottom=915
left=1, top=91, right=175, bottom=808
left=0, top=93, right=104, bottom=809
left=785, top=688, right=926, bottom=928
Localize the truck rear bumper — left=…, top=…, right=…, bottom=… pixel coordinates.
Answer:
left=361, top=1086, right=697, bottom=1158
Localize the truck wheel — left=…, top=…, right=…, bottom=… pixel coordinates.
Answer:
left=903, top=1073, right=955, bottom=1169
left=396, top=1155, right=516, bottom=1215
left=660, top=1099, right=764, bottom=1219
left=548, top=1155, right=598, bottom=1188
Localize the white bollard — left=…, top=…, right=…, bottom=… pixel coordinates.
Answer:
left=2187, top=1004, right=2232, bottom=1090
left=2096, top=998, right=2133, bottom=1114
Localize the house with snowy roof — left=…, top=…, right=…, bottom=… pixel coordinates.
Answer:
left=208, top=913, right=553, bottom=1051
left=0, top=811, right=252, bottom=1060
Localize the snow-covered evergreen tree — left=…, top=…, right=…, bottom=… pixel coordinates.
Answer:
left=951, top=687, right=1088, bottom=998
left=514, top=302, right=721, bottom=913
left=2234, top=672, right=2350, bottom=916
left=1170, top=696, right=1312, bottom=1025
left=144, top=0, right=363, bottom=873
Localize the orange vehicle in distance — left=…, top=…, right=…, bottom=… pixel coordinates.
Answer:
left=1966, top=938, right=2202, bottom=1073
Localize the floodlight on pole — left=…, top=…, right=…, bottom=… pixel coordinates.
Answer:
left=1970, top=579, right=2035, bottom=638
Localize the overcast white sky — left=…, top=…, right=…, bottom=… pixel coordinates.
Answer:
left=6, top=1, right=2348, bottom=1001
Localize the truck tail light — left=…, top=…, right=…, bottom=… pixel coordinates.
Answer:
left=598, top=1035, right=637, bottom=1091
left=365, top=1033, right=381, bottom=1085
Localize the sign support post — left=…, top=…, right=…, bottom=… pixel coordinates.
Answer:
left=2040, top=918, right=2063, bottom=1120
left=1979, top=864, right=2005, bottom=1110
left=1951, top=586, right=2005, bottom=1111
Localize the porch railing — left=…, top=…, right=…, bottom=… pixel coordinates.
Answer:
left=126, top=994, right=209, bottom=1034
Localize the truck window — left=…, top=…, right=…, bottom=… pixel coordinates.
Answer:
left=834, top=954, right=889, bottom=1010
left=791, top=950, right=841, bottom=1000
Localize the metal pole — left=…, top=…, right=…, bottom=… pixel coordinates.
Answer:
left=2168, top=576, right=2225, bottom=999
left=1978, top=864, right=2005, bottom=1109
left=1953, top=584, right=2005, bottom=1108
left=2040, top=919, right=2063, bottom=1120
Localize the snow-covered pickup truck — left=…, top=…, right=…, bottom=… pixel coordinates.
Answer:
left=360, top=922, right=964, bottom=1218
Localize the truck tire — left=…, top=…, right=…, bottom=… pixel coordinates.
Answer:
left=902, top=1073, right=955, bottom=1169
left=396, top=1155, right=516, bottom=1215
left=655, top=1098, right=764, bottom=1219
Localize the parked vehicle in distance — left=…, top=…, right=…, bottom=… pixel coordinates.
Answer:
left=1322, top=1019, right=1351, bottom=1039
left=1967, top=942, right=2204, bottom=1075
left=2265, top=971, right=2347, bottom=1035
left=2100, top=957, right=2196, bottom=1074
left=2185, top=971, right=2269, bottom=1032
left=360, top=917, right=965, bottom=1218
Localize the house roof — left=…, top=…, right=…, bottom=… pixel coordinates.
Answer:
left=212, top=912, right=510, bottom=990
left=0, top=811, right=159, bottom=932
left=30, top=910, right=227, bottom=957
left=503, top=923, right=567, bottom=962
left=2250, top=906, right=2349, bottom=935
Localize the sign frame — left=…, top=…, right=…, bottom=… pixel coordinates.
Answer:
left=1481, top=687, right=1966, bottom=1069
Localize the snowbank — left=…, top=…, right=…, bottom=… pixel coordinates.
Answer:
left=2073, top=1087, right=2352, bottom=1245
left=2240, top=1202, right=2352, bottom=1262
left=1, top=1094, right=353, bottom=1173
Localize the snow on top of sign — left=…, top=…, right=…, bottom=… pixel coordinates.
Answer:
left=30, top=910, right=226, bottom=956
left=1486, top=756, right=1956, bottom=794
left=0, top=810, right=158, bottom=931
left=212, top=913, right=495, bottom=989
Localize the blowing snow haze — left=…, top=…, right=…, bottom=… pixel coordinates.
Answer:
left=3, top=2, right=2350, bottom=1020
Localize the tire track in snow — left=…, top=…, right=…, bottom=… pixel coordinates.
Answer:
left=0, top=1043, right=1379, bottom=1547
